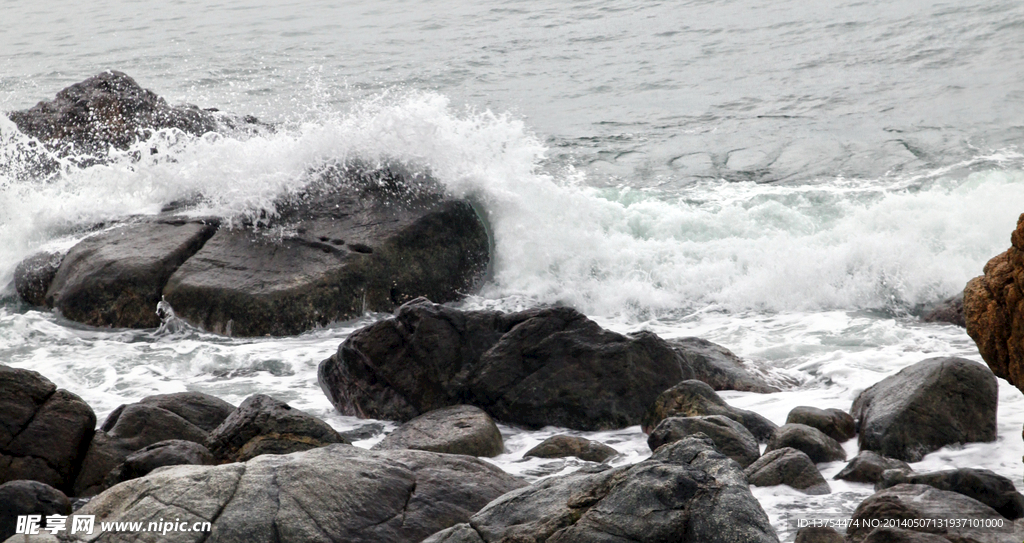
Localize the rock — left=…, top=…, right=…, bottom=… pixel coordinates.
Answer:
left=372, top=405, right=503, bottom=457
left=860, top=527, right=958, bottom=542
left=523, top=435, right=618, bottom=463
left=921, top=294, right=965, bottom=327
left=69, top=444, right=524, bottom=543
left=851, top=357, right=997, bottom=462
left=163, top=165, right=490, bottom=336
left=743, top=447, right=831, bottom=495
left=206, top=394, right=346, bottom=463
left=795, top=526, right=844, bottom=543
left=42, top=219, right=217, bottom=327
left=103, top=440, right=215, bottom=488
left=7, top=71, right=217, bottom=157
left=667, top=337, right=781, bottom=393
left=647, top=415, right=760, bottom=467
left=786, top=406, right=856, bottom=442
left=640, top=379, right=778, bottom=441
left=0, top=481, right=71, bottom=541
left=423, top=434, right=779, bottom=543
left=765, top=423, right=846, bottom=463
left=13, top=252, right=64, bottom=307
left=319, top=300, right=693, bottom=430
left=848, top=484, right=1011, bottom=543
left=0, top=366, right=95, bottom=494
left=834, top=451, right=912, bottom=484
left=877, top=468, right=1024, bottom=520
left=135, top=391, right=235, bottom=432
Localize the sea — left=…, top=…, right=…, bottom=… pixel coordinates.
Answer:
left=2, top=0, right=1024, bottom=540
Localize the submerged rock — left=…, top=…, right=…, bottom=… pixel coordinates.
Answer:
left=641, top=379, right=778, bottom=441
left=921, top=293, right=965, bottom=327
left=850, top=357, right=997, bottom=462
left=523, top=435, right=618, bottom=463
left=834, top=451, right=912, bottom=484
left=877, top=468, right=1024, bottom=520
left=423, top=435, right=779, bottom=543
left=744, top=447, right=831, bottom=495
left=373, top=405, right=503, bottom=457
left=786, top=406, right=856, bottom=442
left=647, top=415, right=760, bottom=468
left=765, top=423, right=846, bottom=463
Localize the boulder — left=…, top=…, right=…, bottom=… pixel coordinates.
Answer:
left=786, top=406, right=856, bottom=442
left=372, top=405, right=503, bottom=457
left=921, top=294, right=965, bottom=328
left=834, top=451, right=912, bottom=484
left=743, top=447, right=830, bottom=495
left=206, top=394, right=346, bottom=463
left=667, top=337, right=780, bottom=393
left=423, top=434, right=779, bottom=543
left=13, top=252, right=64, bottom=307
left=134, top=391, right=235, bottom=432
left=647, top=415, right=760, bottom=467
left=860, top=527, right=959, bottom=542
left=640, top=379, right=778, bottom=441
left=0, top=481, right=71, bottom=541
left=877, top=468, right=1024, bottom=520
left=0, top=366, right=95, bottom=494
left=67, top=444, right=524, bottom=543
left=795, top=527, right=844, bottom=543
left=850, top=357, right=997, bottom=462
left=319, top=300, right=693, bottom=430
left=523, top=435, right=618, bottom=463
left=765, top=423, right=846, bottom=463
left=103, top=440, right=215, bottom=488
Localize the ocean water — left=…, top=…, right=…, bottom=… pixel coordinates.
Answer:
left=3, top=0, right=1024, bottom=540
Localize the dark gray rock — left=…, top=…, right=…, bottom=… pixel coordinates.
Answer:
left=43, top=219, right=217, bottom=328
left=877, top=468, right=1024, bottom=520
left=319, top=300, right=693, bottom=430
left=647, top=415, right=760, bottom=467
left=523, top=435, right=618, bottom=463
left=848, top=484, right=1011, bottom=543
left=103, top=439, right=215, bottom=487
left=0, top=366, right=95, bottom=494
left=765, top=423, right=846, bottom=463
left=206, top=394, right=346, bottom=463
left=921, top=293, right=965, bottom=328
left=372, top=405, right=503, bottom=457
left=13, top=252, right=64, bottom=307
left=423, top=434, right=779, bottom=543
left=795, top=526, right=844, bottom=543
left=744, top=447, right=830, bottom=495
left=861, top=527, right=958, bottom=542
left=0, top=481, right=71, bottom=541
left=667, top=337, right=781, bottom=393
left=136, top=392, right=235, bottom=432
left=70, top=444, right=525, bottom=543
left=851, top=357, right=997, bottom=462
left=834, top=450, right=912, bottom=484
left=786, top=406, right=856, bottom=442
left=640, top=379, right=778, bottom=441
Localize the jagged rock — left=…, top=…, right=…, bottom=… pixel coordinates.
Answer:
left=423, top=435, right=779, bottom=543
left=877, top=468, right=1024, bottom=520
left=795, top=526, right=844, bottom=543
left=743, top=447, right=830, bottom=495
left=13, top=252, right=64, bottom=307
left=765, top=423, right=846, bottom=463
left=647, top=415, right=760, bottom=467
left=103, top=440, right=215, bottom=488
left=523, top=435, right=618, bottom=463
left=640, top=379, right=778, bottom=441
left=0, top=481, right=71, bottom=541
left=667, top=337, right=780, bottom=393
left=319, top=300, right=693, bottom=430
left=372, top=405, right=503, bottom=457
left=0, top=366, right=95, bottom=494
left=851, top=357, right=997, bottom=462
left=921, top=294, right=965, bottom=327
left=834, top=451, right=912, bottom=484
left=66, top=444, right=524, bottom=543
left=206, top=394, right=346, bottom=463
left=786, top=406, right=856, bottom=442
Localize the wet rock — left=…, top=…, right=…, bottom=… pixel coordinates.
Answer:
left=640, top=379, right=778, bottom=441
left=848, top=484, right=1010, bottom=543
left=372, top=405, right=503, bottom=457
left=0, top=366, right=95, bottom=494
left=743, top=447, right=830, bottom=495
left=921, top=294, right=965, bottom=328
left=103, top=440, right=215, bottom=488
left=877, top=468, right=1024, bottom=520
left=786, top=406, right=856, bottom=442
left=42, top=219, right=217, bottom=328
left=765, top=423, right=846, bottom=463
left=0, top=481, right=71, bottom=541
left=850, top=357, right=997, bottom=462
left=795, top=526, right=844, bottom=543
left=319, top=300, right=692, bottom=430
left=861, top=527, right=957, bottom=542
left=647, top=415, right=759, bottom=467
left=834, top=450, right=912, bottom=484
left=523, top=435, right=618, bottom=463
left=206, top=394, right=346, bottom=463
left=135, top=391, right=235, bottom=432
left=13, top=252, right=64, bottom=307
left=667, top=337, right=780, bottom=393
left=70, top=444, right=524, bottom=543
left=423, top=434, right=779, bottom=543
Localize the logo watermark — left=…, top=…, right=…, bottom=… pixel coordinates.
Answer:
left=15, top=515, right=211, bottom=536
